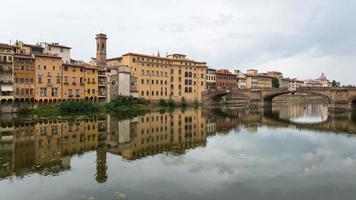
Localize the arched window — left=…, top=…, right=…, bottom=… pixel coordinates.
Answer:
left=185, top=87, right=188, bottom=93
left=101, top=43, right=105, bottom=50
left=185, top=79, right=188, bottom=85
left=185, top=72, right=188, bottom=77
left=189, top=80, right=192, bottom=85
left=189, top=87, right=192, bottom=93
left=189, top=72, right=192, bottom=77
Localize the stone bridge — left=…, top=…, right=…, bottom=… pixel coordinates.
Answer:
left=202, top=88, right=356, bottom=111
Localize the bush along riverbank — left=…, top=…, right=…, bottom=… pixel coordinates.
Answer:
left=18, top=96, right=202, bottom=117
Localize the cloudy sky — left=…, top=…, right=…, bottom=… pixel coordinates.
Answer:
left=1, top=0, right=355, bottom=84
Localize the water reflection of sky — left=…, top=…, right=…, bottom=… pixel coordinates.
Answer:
left=1, top=127, right=356, bottom=200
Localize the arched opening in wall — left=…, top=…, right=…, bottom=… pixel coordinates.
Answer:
left=270, top=92, right=330, bottom=105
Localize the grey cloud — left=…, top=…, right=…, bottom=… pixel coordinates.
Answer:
left=1, top=0, right=356, bottom=84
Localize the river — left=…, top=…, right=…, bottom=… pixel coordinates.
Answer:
left=0, top=103, right=356, bottom=200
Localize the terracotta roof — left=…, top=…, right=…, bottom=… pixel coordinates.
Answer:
left=34, top=53, right=61, bottom=59
left=48, top=43, right=71, bottom=49
left=14, top=54, right=34, bottom=60
left=63, top=63, right=84, bottom=67
left=84, top=64, right=98, bottom=70
left=122, top=52, right=207, bottom=64
left=107, top=57, right=122, bottom=61
left=0, top=43, right=14, bottom=49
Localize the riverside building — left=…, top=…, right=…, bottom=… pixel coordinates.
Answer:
left=107, top=53, right=207, bottom=102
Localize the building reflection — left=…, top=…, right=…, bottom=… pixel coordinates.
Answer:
left=1, top=104, right=356, bottom=182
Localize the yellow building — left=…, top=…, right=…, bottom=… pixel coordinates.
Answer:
left=62, top=63, right=85, bottom=100
left=246, top=74, right=273, bottom=89
left=84, top=64, right=98, bottom=101
left=107, top=53, right=207, bottom=102
left=34, top=54, right=62, bottom=103
left=13, top=54, right=35, bottom=100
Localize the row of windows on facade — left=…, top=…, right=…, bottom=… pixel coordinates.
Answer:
left=140, top=69, right=204, bottom=77
left=37, top=76, right=96, bottom=84
left=0, top=55, right=12, bottom=63
left=141, top=78, right=203, bottom=86
left=217, top=75, right=237, bottom=80
left=39, top=88, right=81, bottom=97
left=38, top=65, right=94, bottom=73
left=14, top=65, right=34, bottom=71
left=15, top=88, right=34, bottom=95
left=133, top=57, right=200, bottom=66
left=15, top=78, right=34, bottom=83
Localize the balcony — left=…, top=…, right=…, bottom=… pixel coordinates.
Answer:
left=0, top=68, right=13, bottom=73
left=64, top=82, right=69, bottom=85
left=72, top=82, right=77, bottom=85
left=68, top=94, right=73, bottom=97
left=76, top=94, right=80, bottom=97
left=80, top=82, right=85, bottom=85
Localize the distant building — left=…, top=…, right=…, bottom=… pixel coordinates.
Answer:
left=245, top=69, right=273, bottom=89
left=0, top=43, right=14, bottom=102
left=234, top=70, right=246, bottom=89
left=40, top=42, right=71, bottom=64
left=206, top=68, right=216, bottom=90
left=216, top=69, right=237, bottom=90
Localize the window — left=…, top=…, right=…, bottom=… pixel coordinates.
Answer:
left=64, top=76, right=68, bottom=83
left=72, top=77, right=76, bottom=84
left=68, top=89, right=73, bottom=96
left=51, top=88, right=58, bottom=96
left=75, top=89, right=80, bottom=96
left=56, top=75, right=61, bottom=84
left=38, top=76, right=42, bottom=83
left=40, top=88, right=47, bottom=96
left=47, top=75, right=51, bottom=84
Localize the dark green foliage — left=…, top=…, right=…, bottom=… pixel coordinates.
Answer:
left=181, top=97, right=187, bottom=107
left=332, top=80, right=337, bottom=87
left=59, top=100, right=98, bottom=113
left=272, top=77, right=280, bottom=88
left=159, top=98, right=167, bottom=107
left=137, top=97, right=148, bottom=104
left=167, top=99, right=175, bottom=107
left=193, top=98, right=200, bottom=107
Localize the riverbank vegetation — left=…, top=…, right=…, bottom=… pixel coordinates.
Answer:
left=19, top=95, right=201, bottom=117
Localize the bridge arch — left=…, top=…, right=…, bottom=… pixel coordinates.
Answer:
left=262, top=90, right=331, bottom=105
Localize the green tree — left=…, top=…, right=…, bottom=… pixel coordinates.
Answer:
left=331, top=80, right=337, bottom=87
left=272, top=77, right=280, bottom=88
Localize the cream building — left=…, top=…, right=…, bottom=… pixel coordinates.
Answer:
left=107, top=53, right=207, bottom=102
left=40, top=42, right=71, bottom=64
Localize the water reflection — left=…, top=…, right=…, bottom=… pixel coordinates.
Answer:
left=0, top=104, right=356, bottom=199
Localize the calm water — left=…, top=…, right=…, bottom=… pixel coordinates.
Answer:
left=1, top=103, right=356, bottom=200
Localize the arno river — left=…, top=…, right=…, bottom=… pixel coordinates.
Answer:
left=1, top=103, right=356, bottom=200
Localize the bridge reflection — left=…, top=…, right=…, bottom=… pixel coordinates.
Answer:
left=0, top=105, right=355, bottom=182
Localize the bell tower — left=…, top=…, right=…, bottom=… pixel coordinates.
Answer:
left=95, top=33, right=107, bottom=66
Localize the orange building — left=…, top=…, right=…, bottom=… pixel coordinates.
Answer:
left=62, top=63, right=85, bottom=100
left=84, top=64, right=98, bottom=101
left=13, top=54, right=35, bottom=100
left=34, top=54, right=62, bottom=103
left=216, top=69, right=237, bottom=90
